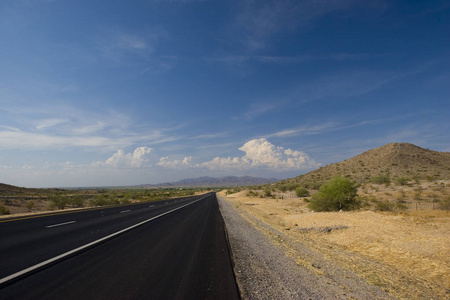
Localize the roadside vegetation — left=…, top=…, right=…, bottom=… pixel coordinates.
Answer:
left=307, top=176, right=359, bottom=212
left=0, top=188, right=210, bottom=216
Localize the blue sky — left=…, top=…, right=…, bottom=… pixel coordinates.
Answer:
left=0, top=0, right=449, bottom=188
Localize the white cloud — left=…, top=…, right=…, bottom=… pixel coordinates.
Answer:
left=35, top=118, right=69, bottom=130
left=104, top=146, right=152, bottom=168
left=0, top=106, right=178, bottom=151
left=71, top=121, right=107, bottom=135
left=0, top=130, right=114, bottom=149
left=200, top=138, right=319, bottom=170
left=157, top=156, right=192, bottom=168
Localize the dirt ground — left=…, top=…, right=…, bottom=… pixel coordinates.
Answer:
left=219, top=190, right=450, bottom=299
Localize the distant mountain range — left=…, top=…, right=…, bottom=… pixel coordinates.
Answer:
left=139, top=176, right=279, bottom=188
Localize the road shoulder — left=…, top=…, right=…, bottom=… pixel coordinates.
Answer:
left=217, top=194, right=394, bottom=300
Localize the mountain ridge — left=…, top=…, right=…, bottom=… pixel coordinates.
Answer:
left=278, top=143, right=450, bottom=187
left=140, top=176, right=278, bottom=188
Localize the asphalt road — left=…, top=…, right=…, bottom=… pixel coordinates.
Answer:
left=0, top=193, right=240, bottom=299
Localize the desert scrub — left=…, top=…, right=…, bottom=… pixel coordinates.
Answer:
left=48, top=194, right=69, bottom=210
left=264, top=188, right=274, bottom=198
left=372, top=173, right=391, bottom=185
left=25, top=200, right=35, bottom=211
left=438, top=197, right=450, bottom=210
left=247, top=190, right=259, bottom=197
left=295, top=187, right=309, bottom=197
left=308, top=176, right=359, bottom=212
left=0, top=205, right=10, bottom=215
left=396, top=176, right=410, bottom=186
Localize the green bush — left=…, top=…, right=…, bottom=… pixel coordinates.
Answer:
left=295, top=187, right=309, bottom=197
left=69, top=195, right=85, bottom=208
left=0, top=205, right=10, bottom=215
left=48, top=194, right=69, bottom=210
left=90, top=195, right=109, bottom=206
left=308, top=176, right=359, bottom=212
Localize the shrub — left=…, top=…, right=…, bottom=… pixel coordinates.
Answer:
left=90, top=195, right=108, bottom=207
left=438, top=198, right=450, bottom=210
left=372, top=174, right=391, bottom=185
left=247, top=190, right=259, bottom=198
left=69, top=195, right=85, bottom=208
left=26, top=201, right=35, bottom=211
left=48, top=194, right=69, bottom=210
left=295, top=187, right=309, bottom=197
left=396, top=176, right=410, bottom=186
left=0, top=205, right=10, bottom=215
left=308, top=176, right=359, bottom=212
left=375, top=201, right=394, bottom=211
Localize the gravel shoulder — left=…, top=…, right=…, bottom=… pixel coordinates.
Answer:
left=217, top=194, right=393, bottom=300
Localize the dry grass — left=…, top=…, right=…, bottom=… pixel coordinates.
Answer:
left=221, top=189, right=450, bottom=299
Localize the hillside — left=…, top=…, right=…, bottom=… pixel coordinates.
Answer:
left=0, top=183, right=31, bottom=195
left=279, top=143, right=450, bottom=188
left=143, top=176, right=278, bottom=188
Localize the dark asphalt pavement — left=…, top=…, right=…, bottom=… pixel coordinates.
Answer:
left=0, top=193, right=240, bottom=299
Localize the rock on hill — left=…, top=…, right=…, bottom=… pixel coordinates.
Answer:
left=279, top=143, right=450, bottom=187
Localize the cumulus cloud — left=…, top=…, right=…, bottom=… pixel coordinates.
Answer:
left=200, top=138, right=319, bottom=170
left=104, top=146, right=152, bottom=168
left=157, top=156, right=193, bottom=168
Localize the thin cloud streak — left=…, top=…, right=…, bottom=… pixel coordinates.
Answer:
left=0, top=129, right=178, bottom=150
left=266, top=122, right=339, bottom=138
left=235, top=0, right=382, bottom=50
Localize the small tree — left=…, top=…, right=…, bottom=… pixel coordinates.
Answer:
left=0, top=205, right=10, bottom=215
left=295, top=187, right=309, bottom=197
left=308, top=176, right=359, bottom=212
left=48, top=194, right=68, bottom=210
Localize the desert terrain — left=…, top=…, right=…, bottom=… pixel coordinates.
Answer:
left=219, top=183, right=449, bottom=299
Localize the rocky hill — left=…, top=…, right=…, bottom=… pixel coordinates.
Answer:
left=278, top=143, right=450, bottom=188
left=0, top=183, right=29, bottom=195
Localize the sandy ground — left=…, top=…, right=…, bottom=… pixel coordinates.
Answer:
left=220, top=190, right=450, bottom=300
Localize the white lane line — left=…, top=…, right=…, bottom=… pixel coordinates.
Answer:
left=149, top=205, right=155, bottom=207
left=45, top=221, right=76, bottom=228
left=120, top=210, right=131, bottom=213
left=0, top=195, right=208, bottom=286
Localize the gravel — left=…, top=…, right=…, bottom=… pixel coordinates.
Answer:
left=217, top=195, right=394, bottom=300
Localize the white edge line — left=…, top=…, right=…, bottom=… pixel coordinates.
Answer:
left=0, top=196, right=208, bottom=286
left=45, top=221, right=76, bottom=228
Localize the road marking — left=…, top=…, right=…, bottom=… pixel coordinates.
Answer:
left=0, top=195, right=209, bottom=287
left=0, top=202, right=136, bottom=223
left=45, top=221, right=76, bottom=228
left=120, top=210, right=131, bottom=213
left=149, top=205, right=155, bottom=207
